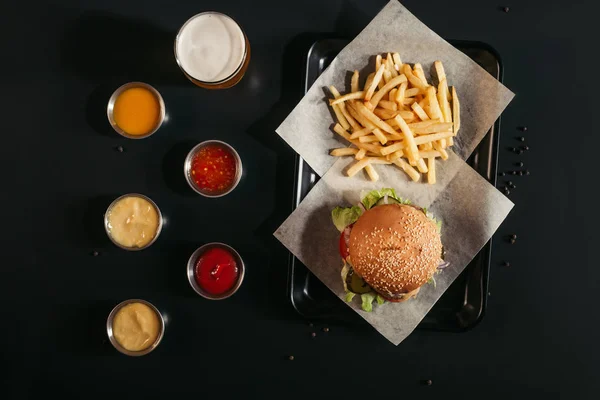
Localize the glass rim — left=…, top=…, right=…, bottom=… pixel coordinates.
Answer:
left=174, top=11, right=248, bottom=85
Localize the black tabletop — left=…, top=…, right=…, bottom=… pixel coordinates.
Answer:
left=1, top=0, right=596, bottom=398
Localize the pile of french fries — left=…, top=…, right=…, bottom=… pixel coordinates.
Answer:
left=328, top=53, right=460, bottom=184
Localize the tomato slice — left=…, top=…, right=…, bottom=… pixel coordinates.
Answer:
left=339, top=227, right=351, bottom=259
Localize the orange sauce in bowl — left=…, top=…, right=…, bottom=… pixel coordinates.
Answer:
left=113, top=87, right=161, bottom=136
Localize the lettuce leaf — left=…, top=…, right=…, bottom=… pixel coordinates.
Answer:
left=361, top=188, right=410, bottom=209
left=361, top=292, right=376, bottom=312
left=376, top=295, right=386, bottom=305
left=428, top=275, right=436, bottom=288
left=340, top=262, right=351, bottom=293
left=424, top=209, right=442, bottom=233
left=345, top=292, right=356, bottom=302
left=331, top=206, right=363, bottom=232
left=361, top=190, right=384, bottom=209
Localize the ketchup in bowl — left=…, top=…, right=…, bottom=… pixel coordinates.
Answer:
left=195, top=247, right=239, bottom=295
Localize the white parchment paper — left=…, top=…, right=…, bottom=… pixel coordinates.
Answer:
left=273, top=0, right=515, bottom=345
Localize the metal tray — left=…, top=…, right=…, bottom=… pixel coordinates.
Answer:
left=288, top=38, right=503, bottom=331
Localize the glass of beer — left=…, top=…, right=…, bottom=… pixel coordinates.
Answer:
left=174, top=12, right=250, bottom=89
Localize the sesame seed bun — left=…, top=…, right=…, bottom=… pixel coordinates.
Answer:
left=348, top=204, right=442, bottom=301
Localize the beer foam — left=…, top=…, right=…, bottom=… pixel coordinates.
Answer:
left=176, top=13, right=245, bottom=83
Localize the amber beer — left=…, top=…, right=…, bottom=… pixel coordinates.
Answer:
left=174, top=12, right=250, bottom=89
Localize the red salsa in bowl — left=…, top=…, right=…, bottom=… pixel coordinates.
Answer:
left=184, top=141, right=242, bottom=197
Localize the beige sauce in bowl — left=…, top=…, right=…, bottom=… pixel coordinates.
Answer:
left=113, top=302, right=161, bottom=352
left=106, top=196, right=159, bottom=248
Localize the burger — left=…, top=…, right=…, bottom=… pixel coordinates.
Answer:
left=331, top=188, right=447, bottom=312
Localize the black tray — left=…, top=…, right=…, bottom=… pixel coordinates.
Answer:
left=288, top=38, right=503, bottom=331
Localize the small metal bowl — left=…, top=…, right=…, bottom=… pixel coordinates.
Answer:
left=107, top=82, right=165, bottom=139
left=104, top=193, right=163, bottom=251
left=184, top=140, right=243, bottom=197
left=106, top=299, right=165, bottom=356
left=187, top=242, right=245, bottom=300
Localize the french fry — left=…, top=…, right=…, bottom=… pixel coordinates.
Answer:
left=387, top=150, right=404, bottom=161
left=434, top=61, right=450, bottom=99
left=339, top=104, right=361, bottom=131
left=399, top=110, right=416, bottom=120
left=369, top=74, right=408, bottom=108
left=432, top=141, right=449, bottom=160
left=419, top=142, right=433, bottom=151
left=413, top=63, right=428, bottom=85
left=349, top=126, right=374, bottom=139
left=327, top=85, right=351, bottom=130
left=386, top=54, right=398, bottom=77
left=373, top=108, right=397, bottom=120
left=330, top=148, right=358, bottom=156
left=329, top=91, right=365, bottom=105
left=380, top=141, right=405, bottom=155
left=382, top=70, right=393, bottom=85
left=364, top=72, right=375, bottom=92
left=347, top=156, right=392, bottom=178
left=375, top=55, right=384, bottom=90
left=347, top=101, right=376, bottom=129
left=434, top=60, right=446, bottom=83
left=329, top=98, right=350, bottom=130
left=452, top=86, right=460, bottom=134
left=365, top=164, right=379, bottom=181
left=418, top=150, right=442, bottom=159
left=448, top=136, right=454, bottom=146
left=402, top=98, right=416, bottom=105
left=426, top=86, right=443, bottom=120
left=351, top=70, right=359, bottom=93
left=355, top=148, right=367, bottom=160
left=333, top=123, right=349, bottom=136
left=413, top=131, right=453, bottom=145
left=403, top=64, right=427, bottom=90
left=329, top=86, right=361, bottom=130
left=394, top=115, right=420, bottom=163
left=395, top=81, right=407, bottom=104
left=427, top=157, right=436, bottom=184
left=347, top=158, right=371, bottom=177
left=384, top=118, right=399, bottom=128
left=385, top=112, right=417, bottom=129
left=372, top=128, right=388, bottom=144
left=437, top=79, right=452, bottom=123
left=365, top=65, right=386, bottom=101
left=330, top=104, right=350, bottom=130
left=405, top=87, right=421, bottom=98
left=388, top=88, right=397, bottom=103
left=392, top=157, right=420, bottom=182
left=333, top=123, right=382, bottom=154
left=408, top=120, right=439, bottom=129
left=359, top=135, right=380, bottom=143
left=416, top=158, right=428, bottom=173
left=378, top=100, right=398, bottom=111
left=360, top=133, right=402, bottom=144
left=355, top=101, right=398, bottom=135
left=392, top=53, right=402, bottom=70
left=412, top=122, right=453, bottom=134
left=368, top=157, right=393, bottom=165
left=439, top=138, right=447, bottom=148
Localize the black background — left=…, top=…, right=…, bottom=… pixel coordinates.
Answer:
left=1, top=0, right=595, bottom=398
